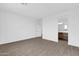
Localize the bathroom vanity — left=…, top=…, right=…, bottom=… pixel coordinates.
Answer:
left=58, top=31, right=68, bottom=41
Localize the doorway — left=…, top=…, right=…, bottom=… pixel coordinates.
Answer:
left=58, top=16, right=68, bottom=42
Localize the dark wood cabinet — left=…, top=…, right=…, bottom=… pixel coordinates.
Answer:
left=58, top=32, right=68, bottom=41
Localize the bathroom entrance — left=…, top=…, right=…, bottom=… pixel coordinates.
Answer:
left=58, top=16, right=68, bottom=42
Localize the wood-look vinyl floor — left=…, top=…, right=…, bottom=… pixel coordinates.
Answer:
left=0, top=37, right=79, bottom=56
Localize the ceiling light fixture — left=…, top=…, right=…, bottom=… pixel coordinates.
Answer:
left=21, top=3, right=27, bottom=6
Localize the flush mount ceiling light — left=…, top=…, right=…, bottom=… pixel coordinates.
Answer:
left=21, top=3, right=28, bottom=6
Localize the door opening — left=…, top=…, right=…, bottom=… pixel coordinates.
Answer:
left=58, top=16, right=68, bottom=43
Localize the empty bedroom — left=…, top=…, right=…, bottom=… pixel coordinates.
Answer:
left=0, top=3, right=79, bottom=56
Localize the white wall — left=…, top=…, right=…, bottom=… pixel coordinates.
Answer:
left=35, top=19, right=42, bottom=37
left=42, top=16, right=58, bottom=42
left=0, top=10, right=41, bottom=44
left=58, top=16, right=68, bottom=32
left=1, top=7, right=79, bottom=47
left=68, top=9, right=79, bottom=47
left=42, top=8, right=79, bottom=47
left=54, top=8, right=79, bottom=47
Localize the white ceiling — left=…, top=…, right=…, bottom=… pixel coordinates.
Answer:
left=0, top=3, right=79, bottom=19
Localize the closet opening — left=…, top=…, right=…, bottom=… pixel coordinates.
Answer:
left=58, top=16, right=68, bottom=43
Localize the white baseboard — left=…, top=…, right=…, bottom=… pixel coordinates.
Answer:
left=68, top=42, right=79, bottom=47
left=43, top=35, right=58, bottom=42
left=0, top=35, right=41, bottom=45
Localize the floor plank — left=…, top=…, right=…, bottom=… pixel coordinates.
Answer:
left=0, top=37, right=79, bottom=56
